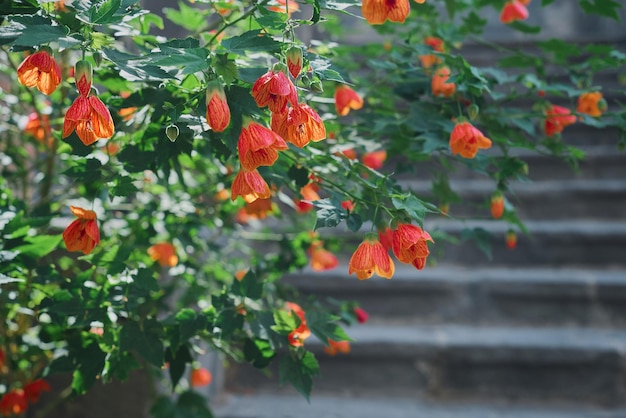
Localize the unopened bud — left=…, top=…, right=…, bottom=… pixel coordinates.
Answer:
left=467, top=104, right=479, bottom=120
left=93, top=51, right=103, bottom=67
left=310, top=79, right=323, bottom=93
left=286, top=46, right=303, bottom=79
left=74, top=59, right=93, bottom=96
left=597, top=98, right=608, bottom=113
left=166, top=124, right=179, bottom=142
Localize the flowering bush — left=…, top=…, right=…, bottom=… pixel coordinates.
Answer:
left=0, top=0, right=624, bottom=415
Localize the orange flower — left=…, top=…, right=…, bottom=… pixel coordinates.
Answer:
left=17, top=48, right=62, bottom=95
left=341, top=200, right=354, bottom=211
left=271, top=103, right=326, bottom=147
left=362, top=150, right=387, bottom=170
left=308, top=241, right=339, bottom=271
left=341, top=148, right=358, bottom=160
left=55, top=1, right=67, bottom=11
left=362, top=0, right=409, bottom=25
left=235, top=198, right=275, bottom=223
left=62, top=206, right=100, bottom=255
left=500, top=1, right=528, bottom=24
left=419, top=36, right=444, bottom=68
left=74, top=60, right=93, bottom=97
left=431, top=66, right=456, bottom=98
left=354, top=307, right=369, bottom=323
left=148, top=242, right=178, bottom=267
left=577, top=92, right=606, bottom=117
left=285, top=302, right=311, bottom=347
left=449, top=121, right=492, bottom=159
left=231, top=169, right=271, bottom=203
left=252, top=67, right=298, bottom=113
left=348, top=234, right=395, bottom=280
left=490, top=191, right=504, bottom=219
left=391, top=223, right=433, bottom=270
left=286, top=46, right=303, bottom=79
left=268, top=0, right=300, bottom=16
left=238, top=120, right=288, bottom=170
left=324, top=338, right=351, bottom=356
left=24, top=112, right=52, bottom=145
left=294, top=181, right=321, bottom=213
left=334, top=85, right=363, bottom=116
left=63, top=91, right=115, bottom=146
left=23, top=379, right=51, bottom=404
left=505, top=230, right=517, bottom=249
left=378, top=227, right=393, bottom=251
left=0, top=389, right=27, bottom=416
left=544, top=104, right=576, bottom=137
left=206, top=80, right=231, bottom=132
left=190, top=367, right=213, bottom=387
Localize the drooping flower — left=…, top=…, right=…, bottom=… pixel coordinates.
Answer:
left=490, top=191, right=505, bottom=219
left=235, top=198, right=276, bottom=223
left=231, top=169, right=271, bottom=203
left=62, top=206, right=100, bottom=255
left=271, top=103, right=326, bottom=148
left=348, top=234, right=395, bottom=280
left=24, top=112, right=52, bottom=145
left=17, top=48, right=62, bottom=95
left=361, top=0, right=410, bottom=25
left=294, top=181, right=321, bottom=213
left=147, top=242, right=178, bottom=267
left=577, top=92, right=606, bottom=118
left=391, top=223, right=433, bottom=270
left=252, top=67, right=298, bottom=113
left=449, top=121, right=492, bottom=159
left=308, top=241, right=339, bottom=271
left=324, top=339, right=351, bottom=356
left=268, top=0, right=300, bottom=16
left=63, top=89, right=115, bottom=146
left=286, top=46, right=303, bottom=79
left=0, top=389, right=28, bottom=416
left=431, top=66, right=456, bottom=98
left=334, top=85, right=363, bottom=116
left=419, top=36, right=444, bottom=69
left=378, top=227, right=394, bottom=251
left=354, top=307, right=369, bottom=323
left=74, top=59, right=93, bottom=97
left=341, top=200, right=355, bottom=211
left=23, top=379, right=51, bottom=404
left=544, top=104, right=576, bottom=137
left=190, top=367, right=213, bottom=387
left=285, top=302, right=311, bottom=347
left=500, top=1, right=529, bottom=24
left=206, top=80, right=231, bottom=132
left=505, top=230, right=517, bottom=249
left=238, top=120, right=288, bottom=170
left=341, top=148, right=358, bottom=160
left=362, top=150, right=387, bottom=170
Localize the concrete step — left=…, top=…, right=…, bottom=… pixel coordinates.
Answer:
left=224, top=325, right=626, bottom=407
left=287, top=266, right=626, bottom=327
left=213, top=393, right=626, bottom=418
left=398, top=179, right=626, bottom=220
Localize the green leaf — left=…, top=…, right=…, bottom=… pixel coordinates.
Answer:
left=175, top=391, right=214, bottom=418
left=279, top=352, right=319, bottom=401
left=243, top=338, right=276, bottom=368
left=13, top=24, right=69, bottom=47
left=119, top=320, right=164, bottom=367
left=288, top=164, right=310, bottom=188
left=133, top=268, right=159, bottom=292
left=90, top=0, right=122, bottom=24
left=221, top=30, right=282, bottom=55
left=164, top=345, right=192, bottom=389
left=153, top=47, right=208, bottom=75
left=110, top=175, right=139, bottom=198
left=391, top=194, right=427, bottom=225
left=306, top=311, right=351, bottom=343
left=508, top=21, right=541, bottom=34
left=313, top=199, right=346, bottom=230
left=14, top=234, right=63, bottom=258
left=346, top=213, right=362, bottom=232
left=163, top=2, right=208, bottom=31
left=231, top=270, right=263, bottom=300
left=461, top=227, right=492, bottom=260
left=176, top=309, right=208, bottom=342
left=72, top=339, right=106, bottom=394
left=579, top=0, right=621, bottom=20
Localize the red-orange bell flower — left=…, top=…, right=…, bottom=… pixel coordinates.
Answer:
left=252, top=67, right=298, bottom=113
left=0, top=389, right=27, bottom=416
left=271, top=103, right=326, bottom=148
left=349, top=234, right=395, bottom=280
left=285, top=302, right=311, bottom=347
left=190, top=367, right=213, bottom=387
left=147, top=242, right=178, bottom=267
left=577, top=92, right=606, bottom=118
left=449, top=121, right=492, bottom=159
left=238, top=121, right=288, bottom=170
left=362, top=150, right=387, bottom=170
left=17, top=48, right=62, bottom=95
left=23, top=379, right=51, bottom=403
left=490, top=191, right=505, bottom=219
left=419, top=36, right=445, bottom=69
left=506, top=230, right=518, bottom=249
left=63, top=90, right=115, bottom=146
left=544, top=104, right=576, bottom=137
left=354, top=307, right=369, bottom=323
left=62, top=206, right=100, bottom=255
left=362, top=0, right=410, bottom=25
left=236, top=198, right=276, bottom=223
left=324, top=338, right=351, bottom=356
left=334, top=85, right=363, bottom=116
left=231, top=169, right=271, bottom=203
left=206, top=80, right=231, bottom=132
left=431, top=66, right=456, bottom=98
left=391, top=223, right=433, bottom=270
left=24, top=112, right=52, bottom=146
left=308, top=241, right=339, bottom=271
left=500, top=1, right=529, bottom=24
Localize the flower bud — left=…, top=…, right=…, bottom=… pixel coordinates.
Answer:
left=505, top=230, right=517, bottom=250
left=206, top=80, right=231, bottom=132
left=166, top=124, right=179, bottom=142
left=93, top=51, right=103, bottom=67
left=597, top=98, right=608, bottom=113
left=310, top=79, right=324, bottom=93
left=490, top=191, right=504, bottom=219
left=467, top=104, right=480, bottom=120
left=74, top=59, right=93, bottom=96
left=286, top=46, right=303, bottom=78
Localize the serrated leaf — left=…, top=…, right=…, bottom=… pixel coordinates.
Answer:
left=391, top=194, right=427, bottom=225
left=14, top=234, right=63, bottom=258
left=133, top=268, right=159, bottom=291
left=279, top=352, right=319, bottom=401
left=221, top=30, right=282, bottom=55
left=72, top=339, right=106, bottom=394
left=231, top=270, right=263, bottom=300
left=313, top=199, right=346, bottom=230
left=90, top=0, right=122, bottom=24
left=13, top=24, right=69, bottom=47
left=119, top=320, right=164, bottom=367
left=164, top=345, right=192, bottom=389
